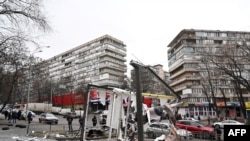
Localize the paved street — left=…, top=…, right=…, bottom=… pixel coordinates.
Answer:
left=0, top=115, right=218, bottom=141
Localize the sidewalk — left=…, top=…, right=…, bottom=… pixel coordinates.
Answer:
left=0, top=119, right=37, bottom=141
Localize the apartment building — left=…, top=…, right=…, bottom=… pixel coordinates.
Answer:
left=167, top=29, right=250, bottom=118
left=25, top=35, right=127, bottom=106
left=48, top=34, right=127, bottom=90
left=131, top=64, right=167, bottom=94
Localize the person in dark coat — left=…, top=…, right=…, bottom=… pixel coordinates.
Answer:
left=66, top=113, right=74, bottom=132
left=4, top=110, right=8, bottom=120
left=92, top=115, right=97, bottom=127
left=27, top=111, right=33, bottom=124
left=79, top=116, right=84, bottom=129
left=8, top=111, right=12, bottom=124
left=12, top=111, right=17, bottom=124
left=17, top=110, right=22, bottom=120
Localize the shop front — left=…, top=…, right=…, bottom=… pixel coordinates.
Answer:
left=184, top=102, right=216, bottom=119
left=245, top=102, right=250, bottom=124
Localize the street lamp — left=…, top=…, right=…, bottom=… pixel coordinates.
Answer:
left=26, top=46, right=50, bottom=125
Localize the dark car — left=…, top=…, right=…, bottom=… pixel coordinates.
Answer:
left=176, top=120, right=214, bottom=139
left=146, top=122, right=193, bottom=139
left=39, top=113, right=58, bottom=124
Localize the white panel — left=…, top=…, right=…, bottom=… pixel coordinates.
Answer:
left=183, top=89, right=192, bottom=94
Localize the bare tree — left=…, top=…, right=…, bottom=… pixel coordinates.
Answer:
left=0, top=0, right=51, bottom=112
left=206, top=43, right=250, bottom=121
left=131, top=67, right=155, bottom=93
left=200, top=58, right=220, bottom=119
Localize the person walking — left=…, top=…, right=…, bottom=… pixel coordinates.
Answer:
left=79, top=116, right=84, bottom=129
left=27, top=111, right=33, bottom=124
left=207, top=115, right=211, bottom=125
left=92, top=115, right=97, bottom=127
left=66, top=113, right=74, bottom=132
left=4, top=110, right=8, bottom=120
left=8, top=110, right=12, bottom=124
left=12, top=111, right=17, bottom=124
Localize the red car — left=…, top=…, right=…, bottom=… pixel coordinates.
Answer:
left=176, top=120, right=214, bottom=138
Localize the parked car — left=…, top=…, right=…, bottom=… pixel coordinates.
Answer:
left=146, top=122, right=193, bottom=139
left=184, top=117, right=199, bottom=122
left=39, top=113, right=58, bottom=124
left=212, top=120, right=244, bottom=129
left=176, top=120, right=214, bottom=138
left=63, top=110, right=83, bottom=119
left=58, top=108, right=71, bottom=115
left=21, top=110, right=36, bottom=120
left=0, top=113, right=4, bottom=119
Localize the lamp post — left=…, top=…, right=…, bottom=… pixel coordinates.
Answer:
left=26, top=46, right=49, bottom=134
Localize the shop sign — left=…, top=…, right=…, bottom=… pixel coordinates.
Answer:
left=245, top=102, right=250, bottom=109
left=203, top=102, right=209, bottom=106
left=226, top=102, right=235, bottom=107
left=216, top=102, right=225, bottom=107
left=182, top=102, right=188, bottom=107
left=195, top=103, right=203, bottom=106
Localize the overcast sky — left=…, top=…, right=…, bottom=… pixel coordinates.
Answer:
left=36, top=0, right=250, bottom=73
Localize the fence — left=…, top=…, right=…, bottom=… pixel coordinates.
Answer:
left=26, top=123, right=224, bottom=141
left=146, top=130, right=224, bottom=141
left=26, top=123, right=118, bottom=140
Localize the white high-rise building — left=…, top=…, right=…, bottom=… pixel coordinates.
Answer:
left=46, top=34, right=127, bottom=92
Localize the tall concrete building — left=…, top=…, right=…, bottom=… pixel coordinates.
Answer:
left=46, top=34, right=127, bottom=93
left=131, top=64, right=167, bottom=94
left=167, top=29, right=250, bottom=118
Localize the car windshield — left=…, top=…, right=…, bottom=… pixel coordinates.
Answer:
left=191, top=121, right=205, bottom=127
left=47, top=114, right=55, bottom=117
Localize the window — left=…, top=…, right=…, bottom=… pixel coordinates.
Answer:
left=180, top=121, right=190, bottom=125
left=150, top=124, right=160, bottom=128
left=190, top=122, right=203, bottom=127
left=184, top=46, right=194, bottom=53
left=161, top=124, right=169, bottom=129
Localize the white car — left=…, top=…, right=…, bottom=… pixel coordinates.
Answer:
left=39, top=113, right=58, bottom=124
left=0, top=113, right=5, bottom=119
left=213, top=120, right=244, bottom=129
left=146, top=122, right=193, bottom=139
left=184, top=117, right=199, bottom=122
left=21, top=110, right=36, bottom=120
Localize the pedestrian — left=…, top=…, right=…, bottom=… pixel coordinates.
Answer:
left=208, top=116, right=211, bottom=125
left=4, top=110, right=8, bottom=120
left=79, top=116, right=84, bottom=129
left=198, top=115, right=201, bottom=120
left=8, top=110, right=12, bottom=124
left=102, top=117, right=106, bottom=125
left=66, top=112, right=73, bottom=132
left=27, top=111, right=33, bottom=124
left=12, top=111, right=17, bottom=124
left=17, top=110, right=22, bottom=120
left=92, top=115, right=97, bottom=127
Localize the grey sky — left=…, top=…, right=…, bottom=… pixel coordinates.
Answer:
left=36, top=0, right=250, bottom=72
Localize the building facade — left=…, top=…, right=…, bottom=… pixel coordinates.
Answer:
left=30, top=35, right=127, bottom=105
left=167, top=29, right=250, bottom=119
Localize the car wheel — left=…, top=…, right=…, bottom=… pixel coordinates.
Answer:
left=19, top=125, right=26, bottom=128
left=215, top=124, right=220, bottom=129
left=147, top=132, right=154, bottom=138
left=202, top=131, right=210, bottom=139
left=2, top=127, right=9, bottom=130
